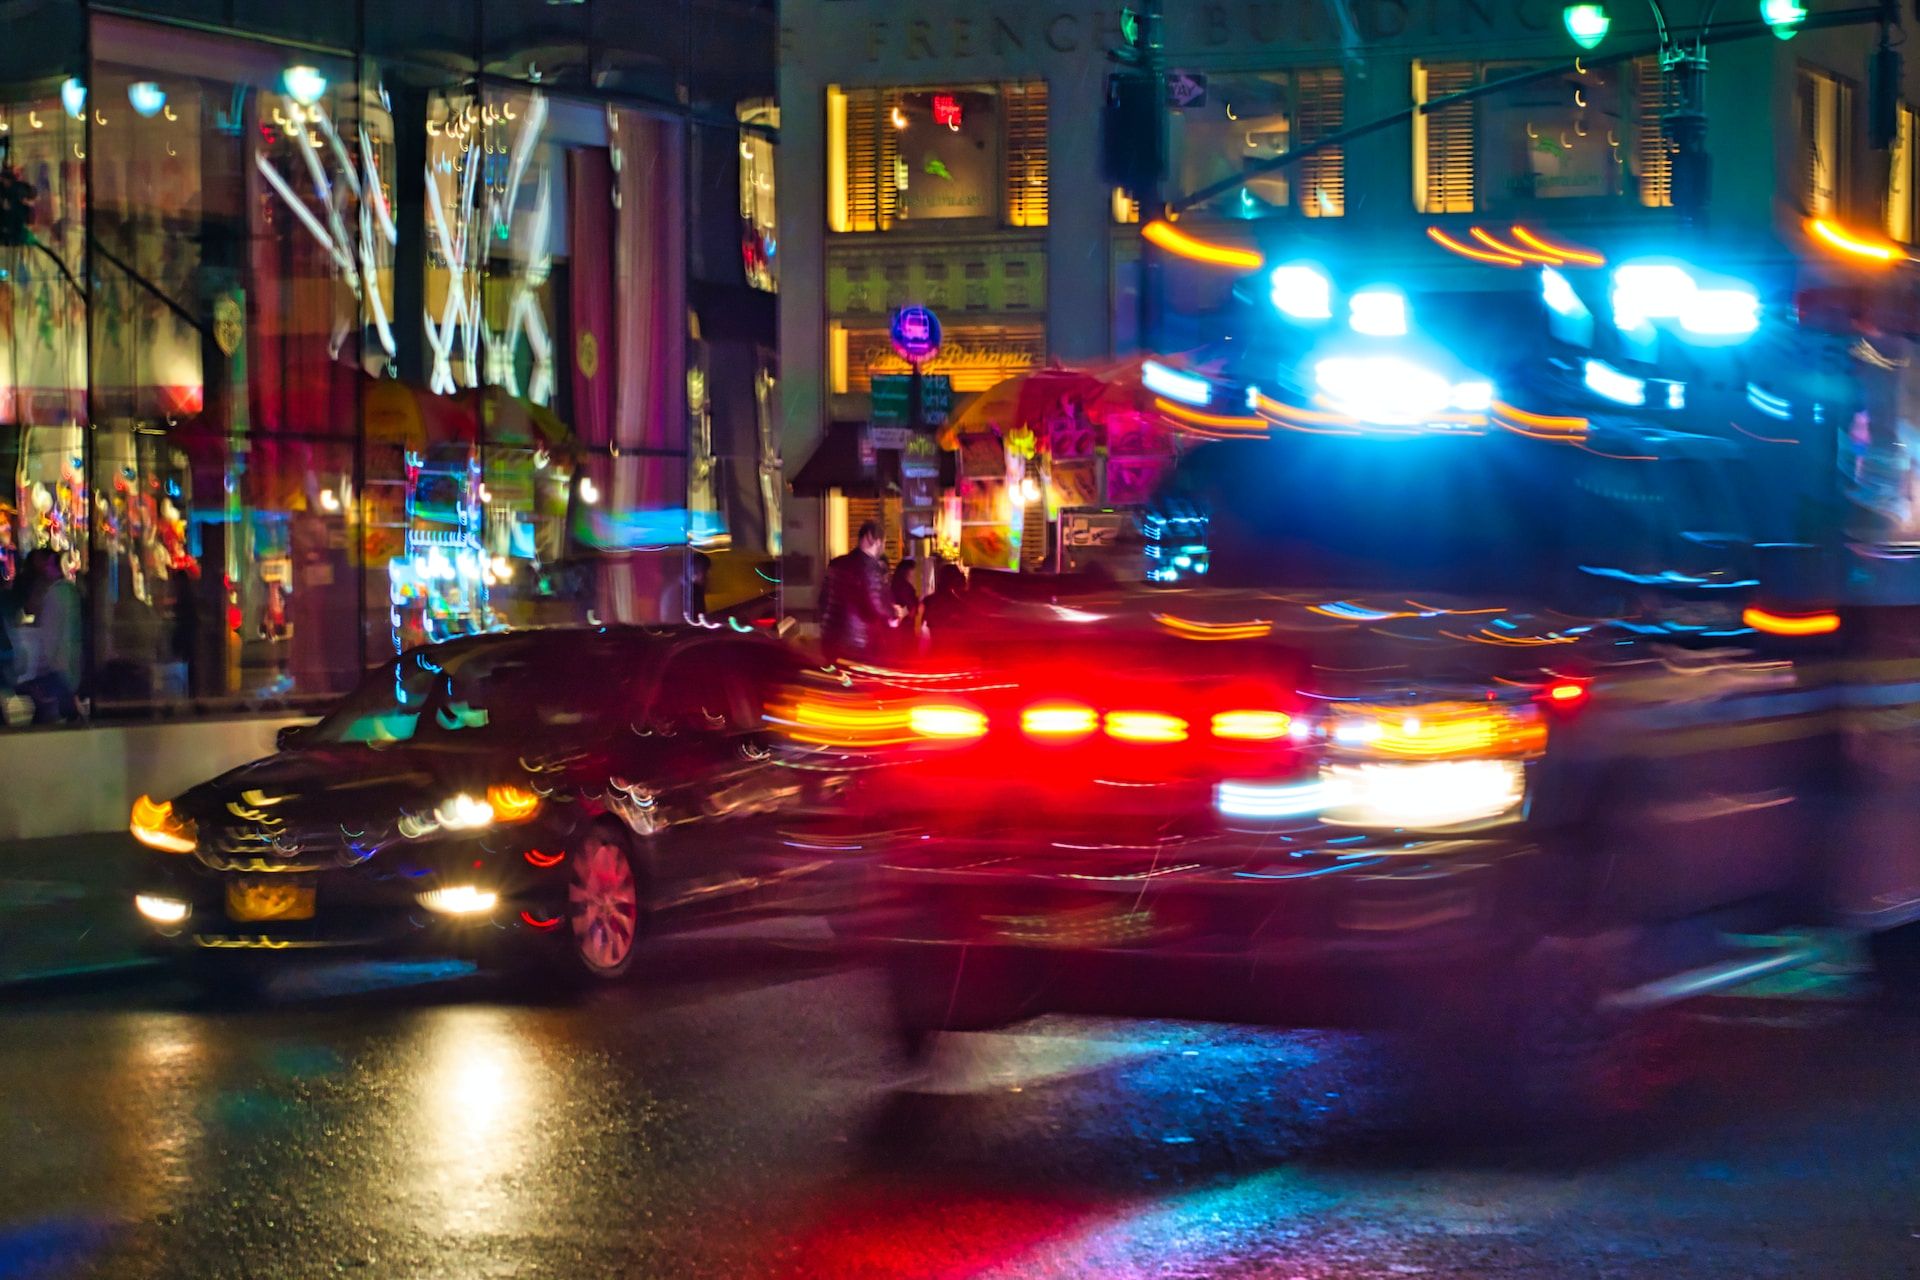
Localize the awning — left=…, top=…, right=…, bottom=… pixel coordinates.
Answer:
left=790, top=421, right=883, bottom=497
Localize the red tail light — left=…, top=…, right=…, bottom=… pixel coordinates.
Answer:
left=1540, top=680, right=1591, bottom=711
left=1210, top=709, right=1293, bottom=741
left=1022, top=703, right=1099, bottom=740
left=909, top=704, right=989, bottom=739
left=1104, top=710, right=1189, bottom=743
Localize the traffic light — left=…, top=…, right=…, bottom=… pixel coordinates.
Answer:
left=1761, top=0, right=1807, bottom=37
left=1562, top=3, right=1611, bottom=48
left=1101, top=5, right=1166, bottom=201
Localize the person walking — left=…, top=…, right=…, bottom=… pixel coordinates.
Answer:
left=890, top=558, right=921, bottom=660
left=11, top=548, right=82, bottom=724
left=921, top=560, right=971, bottom=654
left=818, top=520, right=896, bottom=665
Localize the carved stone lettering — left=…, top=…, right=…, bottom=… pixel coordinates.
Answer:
left=993, top=14, right=1026, bottom=51
left=906, top=17, right=936, bottom=57
left=952, top=15, right=975, bottom=55
left=1046, top=12, right=1081, bottom=50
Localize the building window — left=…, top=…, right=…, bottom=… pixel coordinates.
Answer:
left=1414, top=61, right=1477, bottom=213
left=1890, top=103, right=1917, bottom=242
left=828, top=83, right=1047, bottom=233
left=1170, top=70, right=1343, bottom=219
left=1004, top=82, right=1049, bottom=228
left=1798, top=67, right=1853, bottom=219
left=1633, top=57, right=1677, bottom=208
left=1418, top=60, right=1653, bottom=212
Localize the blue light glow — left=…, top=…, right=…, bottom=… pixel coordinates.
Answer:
left=1746, top=383, right=1792, bottom=420
left=1217, top=778, right=1328, bottom=819
left=1348, top=290, right=1407, bottom=337
left=1142, top=360, right=1212, bottom=407
left=1270, top=264, right=1333, bottom=320
left=1541, top=267, right=1586, bottom=318
left=1584, top=360, right=1645, bottom=406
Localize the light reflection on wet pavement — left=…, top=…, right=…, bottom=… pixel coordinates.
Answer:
left=1, top=941, right=1916, bottom=1279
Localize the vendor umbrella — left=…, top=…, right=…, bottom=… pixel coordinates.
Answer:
left=938, top=356, right=1157, bottom=449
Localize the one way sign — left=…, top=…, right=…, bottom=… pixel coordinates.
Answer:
left=1167, top=72, right=1208, bottom=109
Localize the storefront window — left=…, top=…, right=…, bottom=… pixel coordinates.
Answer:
left=739, top=100, right=778, bottom=293
left=828, top=84, right=1045, bottom=232
left=0, top=5, right=705, bottom=725
left=1172, top=71, right=1343, bottom=219
left=1480, top=62, right=1628, bottom=203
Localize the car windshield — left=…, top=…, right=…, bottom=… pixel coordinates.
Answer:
left=304, top=636, right=643, bottom=747
left=419, top=640, right=634, bottom=741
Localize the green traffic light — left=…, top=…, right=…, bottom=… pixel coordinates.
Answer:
left=1760, top=0, right=1806, bottom=37
left=1563, top=3, right=1610, bottom=48
left=1121, top=8, right=1141, bottom=45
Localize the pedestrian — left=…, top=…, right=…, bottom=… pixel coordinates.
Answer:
left=921, top=560, right=971, bottom=653
left=818, top=520, right=895, bottom=665
left=890, top=558, right=921, bottom=660
left=11, top=548, right=82, bottom=724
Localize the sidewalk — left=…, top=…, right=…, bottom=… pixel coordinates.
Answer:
left=0, top=832, right=157, bottom=989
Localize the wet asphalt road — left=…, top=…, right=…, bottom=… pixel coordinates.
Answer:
left=3, top=932, right=1920, bottom=1280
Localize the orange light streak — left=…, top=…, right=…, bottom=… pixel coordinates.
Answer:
left=1471, top=226, right=1559, bottom=264
left=1427, top=226, right=1522, bottom=266
left=1141, top=220, right=1264, bottom=269
left=1808, top=218, right=1901, bottom=264
left=1743, top=607, right=1841, bottom=636
left=1511, top=226, right=1605, bottom=265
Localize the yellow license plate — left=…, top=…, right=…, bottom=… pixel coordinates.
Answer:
left=226, top=878, right=316, bottom=922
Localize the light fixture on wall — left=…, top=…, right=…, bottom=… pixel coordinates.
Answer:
left=59, top=78, right=85, bottom=121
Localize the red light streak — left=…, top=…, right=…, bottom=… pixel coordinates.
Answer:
left=519, top=911, right=562, bottom=929
left=524, top=848, right=564, bottom=868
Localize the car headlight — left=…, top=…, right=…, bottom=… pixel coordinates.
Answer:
left=131, top=795, right=198, bottom=853
left=134, top=893, right=191, bottom=924
left=432, top=785, right=542, bottom=832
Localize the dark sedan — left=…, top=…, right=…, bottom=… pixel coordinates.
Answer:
left=130, top=625, right=843, bottom=987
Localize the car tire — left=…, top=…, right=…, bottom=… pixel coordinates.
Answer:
left=561, top=822, right=647, bottom=982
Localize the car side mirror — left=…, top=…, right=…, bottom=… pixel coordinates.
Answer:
left=276, top=724, right=307, bottom=751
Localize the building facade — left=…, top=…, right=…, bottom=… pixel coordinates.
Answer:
left=778, top=0, right=1920, bottom=596
left=0, top=0, right=779, bottom=835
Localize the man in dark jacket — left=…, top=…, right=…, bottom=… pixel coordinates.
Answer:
left=818, top=520, right=895, bottom=663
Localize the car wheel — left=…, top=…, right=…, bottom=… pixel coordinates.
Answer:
left=565, top=824, right=645, bottom=980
